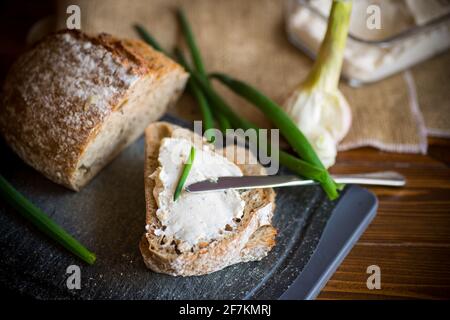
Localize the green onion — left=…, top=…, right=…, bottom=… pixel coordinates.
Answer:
left=174, top=146, right=196, bottom=201
left=282, top=0, right=353, bottom=168
left=176, top=60, right=338, bottom=199
left=169, top=48, right=212, bottom=143
left=0, top=175, right=96, bottom=264
left=176, top=8, right=232, bottom=135
left=210, top=73, right=340, bottom=198
left=133, top=24, right=166, bottom=53
left=175, top=8, right=207, bottom=76
left=176, top=58, right=255, bottom=129
left=211, top=73, right=324, bottom=168
left=192, top=73, right=256, bottom=129
left=302, top=0, right=352, bottom=91
left=216, top=112, right=232, bottom=132
left=188, top=81, right=216, bottom=143
left=134, top=24, right=216, bottom=142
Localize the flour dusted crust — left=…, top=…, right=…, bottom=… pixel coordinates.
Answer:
left=140, top=122, right=277, bottom=276
left=0, top=30, right=188, bottom=190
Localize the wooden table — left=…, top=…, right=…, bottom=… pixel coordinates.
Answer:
left=1, top=0, right=449, bottom=300
left=320, top=138, right=450, bottom=299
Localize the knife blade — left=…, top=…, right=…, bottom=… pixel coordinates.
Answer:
left=185, top=171, right=406, bottom=193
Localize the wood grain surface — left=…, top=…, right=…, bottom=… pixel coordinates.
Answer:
left=1, top=0, right=449, bottom=300
left=320, top=138, right=450, bottom=299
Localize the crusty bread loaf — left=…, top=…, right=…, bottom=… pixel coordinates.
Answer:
left=0, top=30, right=188, bottom=191
left=140, top=122, right=277, bottom=276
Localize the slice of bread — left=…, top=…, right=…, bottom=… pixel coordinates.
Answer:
left=0, top=30, right=188, bottom=191
left=140, top=122, right=277, bottom=276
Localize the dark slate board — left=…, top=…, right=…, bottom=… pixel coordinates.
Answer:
left=0, top=114, right=377, bottom=300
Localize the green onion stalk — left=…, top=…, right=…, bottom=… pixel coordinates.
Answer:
left=211, top=74, right=324, bottom=168
left=0, top=175, right=96, bottom=264
left=134, top=23, right=216, bottom=143
left=282, top=0, right=353, bottom=168
left=177, top=59, right=339, bottom=199
left=173, top=146, right=196, bottom=201
left=176, top=8, right=232, bottom=133
left=134, top=24, right=165, bottom=52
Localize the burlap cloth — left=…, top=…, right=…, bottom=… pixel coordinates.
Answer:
left=412, top=52, right=450, bottom=138
left=53, top=0, right=450, bottom=153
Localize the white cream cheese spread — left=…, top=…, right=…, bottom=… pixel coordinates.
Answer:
left=152, top=137, right=245, bottom=249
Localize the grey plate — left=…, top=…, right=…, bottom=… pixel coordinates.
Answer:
left=0, top=115, right=377, bottom=300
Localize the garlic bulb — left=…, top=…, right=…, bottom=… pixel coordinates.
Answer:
left=284, top=88, right=352, bottom=143
left=283, top=0, right=352, bottom=168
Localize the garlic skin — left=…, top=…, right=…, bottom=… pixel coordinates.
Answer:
left=283, top=88, right=351, bottom=168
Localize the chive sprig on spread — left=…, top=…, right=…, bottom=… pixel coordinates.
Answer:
left=173, top=146, right=196, bottom=201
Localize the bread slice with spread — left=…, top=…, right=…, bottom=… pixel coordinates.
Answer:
left=140, top=122, right=277, bottom=276
left=0, top=30, right=188, bottom=191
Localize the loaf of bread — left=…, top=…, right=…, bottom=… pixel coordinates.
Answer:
left=140, top=122, right=277, bottom=276
left=0, top=30, right=188, bottom=190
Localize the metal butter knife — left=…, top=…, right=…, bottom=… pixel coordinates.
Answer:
left=186, top=171, right=406, bottom=193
